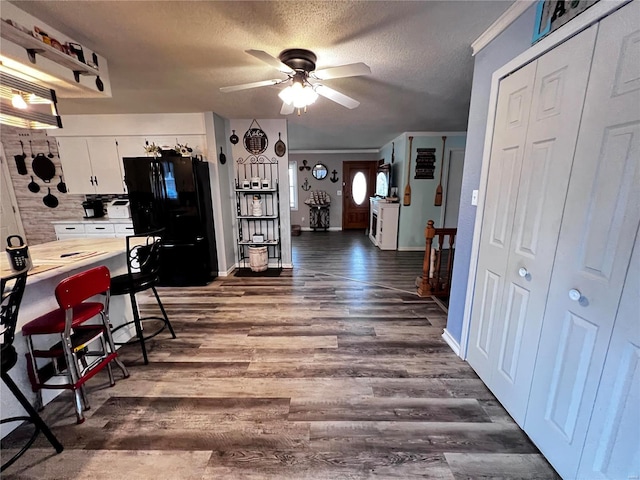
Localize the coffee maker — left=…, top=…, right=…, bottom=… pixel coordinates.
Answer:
left=82, top=199, right=105, bottom=218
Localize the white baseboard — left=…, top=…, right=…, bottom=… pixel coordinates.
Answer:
left=397, top=246, right=425, bottom=252
left=442, top=328, right=461, bottom=357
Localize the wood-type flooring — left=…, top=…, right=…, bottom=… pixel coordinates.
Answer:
left=1, top=231, right=558, bottom=479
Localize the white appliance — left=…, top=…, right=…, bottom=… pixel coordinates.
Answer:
left=107, top=199, right=131, bottom=219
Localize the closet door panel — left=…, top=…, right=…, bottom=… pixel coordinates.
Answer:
left=578, top=230, right=640, bottom=479
left=467, top=61, right=537, bottom=381
left=491, top=24, right=597, bottom=425
left=525, top=4, right=640, bottom=478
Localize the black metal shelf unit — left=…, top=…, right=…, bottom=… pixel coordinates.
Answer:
left=235, top=157, right=282, bottom=271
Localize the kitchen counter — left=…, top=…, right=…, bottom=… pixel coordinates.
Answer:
left=1, top=238, right=135, bottom=437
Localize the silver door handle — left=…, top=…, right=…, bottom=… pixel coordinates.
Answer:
left=518, top=267, right=529, bottom=278
left=569, top=289, right=582, bottom=301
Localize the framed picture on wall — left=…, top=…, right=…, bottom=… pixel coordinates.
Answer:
left=532, top=0, right=600, bottom=44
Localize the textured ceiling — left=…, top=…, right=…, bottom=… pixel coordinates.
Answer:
left=10, top=1, right=512, bottom=150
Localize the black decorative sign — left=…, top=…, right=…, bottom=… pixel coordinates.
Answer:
left=243, top=119, right=268, bottom=155
left=415, top=148, right=436, bottom=179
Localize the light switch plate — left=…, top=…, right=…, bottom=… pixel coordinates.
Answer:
left=337, top=190, right=342, bottom=196
left=471, top=189, right=478, bottom=206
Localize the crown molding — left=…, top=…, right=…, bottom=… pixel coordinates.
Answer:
left=471, top=0, right=533, bottom=56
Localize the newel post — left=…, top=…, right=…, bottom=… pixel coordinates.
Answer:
left=417, top=220, right=436, bottom=297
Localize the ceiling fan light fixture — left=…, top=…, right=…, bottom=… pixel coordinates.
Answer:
left=278, top=82, right=318, bottom=109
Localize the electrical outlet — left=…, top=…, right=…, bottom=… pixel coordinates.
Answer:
left=301, top=216, right=305, bottom=222
left=471, top=189, right=478, bottom=206
left=337, top=190, right=342, bottom=196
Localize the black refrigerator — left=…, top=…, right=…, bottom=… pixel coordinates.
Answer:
left=123, top=154, right=218, bottom=286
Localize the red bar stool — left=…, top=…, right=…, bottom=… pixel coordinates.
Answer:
left=21, top=266, right=129, bottom=424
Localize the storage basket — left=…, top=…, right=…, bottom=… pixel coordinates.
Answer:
left=248, top=246, right=268, bottom=272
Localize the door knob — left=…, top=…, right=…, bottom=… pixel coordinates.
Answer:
left=518, top=267, right=529, bottom=278
left=569, top=289, right=582, bottom=301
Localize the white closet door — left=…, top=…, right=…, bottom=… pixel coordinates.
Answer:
left=489, top=25, right=597, bottom=425
left=525, top=3, right=640, bottom=478
left=467, top=60, right=537, bottom=383
left=577, top=228, right=640, bottom=479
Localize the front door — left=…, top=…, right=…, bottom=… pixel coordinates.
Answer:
left=342, top=161, right=377, bottom=229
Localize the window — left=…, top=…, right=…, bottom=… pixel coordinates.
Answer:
left=288, top=161, right=298, bottom=210
left=352, top=172, right=367, bottom=205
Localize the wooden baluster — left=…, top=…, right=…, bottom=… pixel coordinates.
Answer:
left=445, top=232, right=455, bottom=290
left=417, top=220, right=436, bottom=297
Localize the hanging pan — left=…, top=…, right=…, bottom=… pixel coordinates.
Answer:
left=219, top=147, right=227, bottom=165
left=28, top=176, right=40, bottom=193
left=32, top=153, right=56, bottom=183
left=14, top=140, right=28, bottom=175
left=43, top=188, right=59, bottom=208
left=275, top=132, right=286, bottom=157
left=57, top=175, right=67, bottom=193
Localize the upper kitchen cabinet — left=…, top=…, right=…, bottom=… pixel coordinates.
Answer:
left=57, top=137, right=125, bottom=194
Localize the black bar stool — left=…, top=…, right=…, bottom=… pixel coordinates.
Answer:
left=1, top=270, right=63, bottom=472
left=110, top=230, right=176, bottom=365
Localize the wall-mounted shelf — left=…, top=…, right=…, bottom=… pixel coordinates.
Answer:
left=0, top=24, right=100, bottom=82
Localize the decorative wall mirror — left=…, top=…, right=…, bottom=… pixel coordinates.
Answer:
left=312, top=163, right=328, bottom=180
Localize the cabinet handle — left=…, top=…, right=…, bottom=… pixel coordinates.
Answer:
left=568, top=289, right=582, bottom=301
left=65, top=227, right=75, bottom=230
left=90, top=176, right=94, bottom=185
left=95, top=227, right=106, bottom=230
left=94, top=175, right=99, bottom=186
left=518, top=267, right=529, bottom=278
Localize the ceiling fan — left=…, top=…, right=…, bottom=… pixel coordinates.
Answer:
left=220, top=49, right=371, bottom=115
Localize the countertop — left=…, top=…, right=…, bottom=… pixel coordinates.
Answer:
left=51, top=218, right=133, bottom=224
left=1, top=237, right=128, bottom=284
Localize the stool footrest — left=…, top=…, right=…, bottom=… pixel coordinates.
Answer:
left=113, top=316, right=170, bottom=345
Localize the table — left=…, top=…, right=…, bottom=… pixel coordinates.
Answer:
left=0, top=238, right=134, bottom=438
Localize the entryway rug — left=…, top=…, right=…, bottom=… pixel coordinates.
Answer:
left=234, top=268, right=282, bottom=277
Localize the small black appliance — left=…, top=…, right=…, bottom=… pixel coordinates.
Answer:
left=82, top=199, right=105, bottom=218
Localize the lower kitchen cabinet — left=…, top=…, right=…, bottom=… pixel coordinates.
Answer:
left=53, top=220, right=134, bottom=240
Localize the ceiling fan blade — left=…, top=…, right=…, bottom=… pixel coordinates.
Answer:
left=315, top=84, right=360, bottom=109
left=246, top=49, right=294, bottom=74
left=280, top=102, right=295, bottom=115
left=220, top=79, right=283, bottom=93
left=312, top=63, right=371, bottom=80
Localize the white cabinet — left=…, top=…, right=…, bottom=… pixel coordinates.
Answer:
left=53, top=220, right=133, bottom=240
left=57, top=137, right=125, bottom=194
left=369, top=198, right=399, bottom=250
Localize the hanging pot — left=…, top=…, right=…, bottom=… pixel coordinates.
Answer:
left=43, top=188, right=59, bottom=208
left=229, top=130, right=239, bottom=145
left=32, top=153, right=56, bottom=183
left=14, top=141, right=27, bottom=175
left=29, top=140, right=35, bottom=158
left=57, top=175, right=67, bottom=193
left=219, top=147, right=227, bottom=165
left=28, top=176, right=40, bottom=193
left=274, top=132, right=286, bottom=157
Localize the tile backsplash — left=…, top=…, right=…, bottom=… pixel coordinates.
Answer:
left=1, top=126, right=85, bottom=245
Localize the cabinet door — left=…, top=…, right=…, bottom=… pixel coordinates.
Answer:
left=466, top=60, right=536, bottom=385
left=57, top=137, right=94, bottom=194
left=115, top=137, right=147, bottom=159
left=86, top=137, right=126, bottom=194
left=525, top=5, right=640, bottom=478
left=487, top=25, right=596, bottom=425
left=577, top=231, right=640, bottom=480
